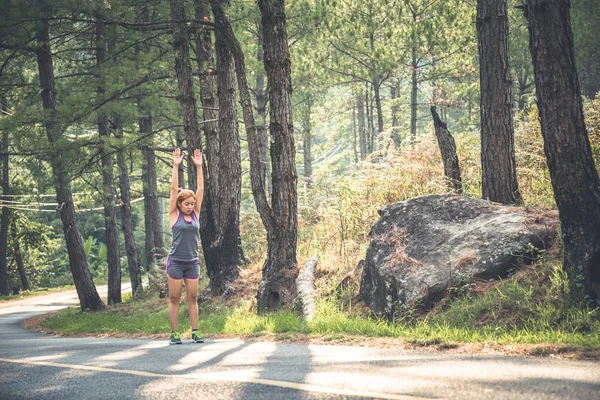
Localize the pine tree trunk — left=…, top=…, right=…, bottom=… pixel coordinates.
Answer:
left=136, top=6, right=164, bottom=271
left=35, top=16, right=104, bottom=311
left=139, top=137, right=154, bottom=271
left=256, top=0, right=298, bottom=311
left=96, top=19, right=121, bottom=305
left=431, top=106, right=463, bottom=194
left=372, top=78, right=383, bottom=159
left=11, top=222, right=30, bottom=291
left=170, top=0, right=232, bottom=290
left=357, top=92, right=367, bottom=160
left=255, top=20, right=271, bottom=198
left=106, top=26, right=140, bottom=295
left=302, top=98, right=313, bottom=188
left=390, top=85, right=401, bottom=149
left=373, top=78, right=384, bottom=135
left=526, top=0, right=600, bottom=298
left=365, top=84, right=373, bottom=152
left=212, top=0, right=271, bottom=234
left=210, top=0, right=242, bottom=294
left=0, top=98, right=9, bottom=295
left=14, top=247, right=28, bottom=291
left=352, top=103, right=358, bottom=163
left=175, top=128, right=185, bottom=185
left=140, top=122, right=155, bottom=269
left=140, top=116, right=164, bottom=270
left=410, top=48, right=418, bottom=145
left=114, top=119, right=142, bottom=296
left=99, top=124, right=121, bottom=304
left=170, top=0, right=203, bottom=188
left=216, top=0, right=297, bottom=310
left=477, top=0, right=522, bottom=204
left=193, top=0, right=221, bottom=286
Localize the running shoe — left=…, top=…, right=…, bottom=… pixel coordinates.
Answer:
left=191, top=331, right=204, bottom=343
left=169, top=331, right=182, bottom=345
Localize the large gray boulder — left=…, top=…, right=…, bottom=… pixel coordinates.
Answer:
left=359, top=194, right=558, bottom=319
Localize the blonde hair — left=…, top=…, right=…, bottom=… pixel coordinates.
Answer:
left=177, top=189, right=196, bottom=208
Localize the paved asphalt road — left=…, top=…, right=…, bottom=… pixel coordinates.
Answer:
left=0, top=287, right=599, bottom=400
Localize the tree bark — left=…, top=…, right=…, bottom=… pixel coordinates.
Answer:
left=431, top=106, right=463, bottom=194
left=373, top=78, right=384, bottom=135
left=140, top=116, right=163, bottom=270
left=526, top=0, right=600, bottom=299
left=171, top=0, right=235, bottom=288
left=213, top=0, right=297, bottom=310
left=372, top=78, right=384, bottom=160
left=254, top=19, right=271, bottom=198
left=209, top=0, right=243, bottom=294
left=302, top=97, right=313, bottom=188
left=96, top=18, right=121, bottom=305
left=0, top=97, right=9, bottom=295
left=256, top=0, right=298, bottom=311
left=193, top=0, right=221, bottom=288
left=210, top=1, right=270, bottom=230
left=175, top=128, right=185, bottom=185
left=390, top=84, right=401, bottom=149
left=352, top=102, right=358, bottom=163
left=137, top=6, right=164, bottom=271
left=410, top=47, right=418, bottom=145
left=114, top=118, right=142, bottom=296
left=169, top=0, right=203, bottom=188
left=365, top=83, right=374, bottom=152
left=11, top=221, right=30, bottom=291
left=357, top=92, right=367, bottom=160
left=477, top=0, right=522, bottom=204
left=35, top=14, right=104, bottom=311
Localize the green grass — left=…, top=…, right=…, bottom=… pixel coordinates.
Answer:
left=306, top=300, right=599, bottom=349
left=40, top=299, right=600, bottom=350
left=199, top=303, right=310, bottom=335
left=39, top=265, right=600, bottom=352
left=42, top=294, right=171, bottom=335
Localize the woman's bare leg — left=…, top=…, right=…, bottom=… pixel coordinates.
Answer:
left=184, top=278, right=199, bottom=330
left=168, top=276, right=183, bottom=331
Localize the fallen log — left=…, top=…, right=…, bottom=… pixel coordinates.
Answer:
left=296, top=256, right=318, bottom=321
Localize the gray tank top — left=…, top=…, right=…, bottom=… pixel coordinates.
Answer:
left=168, top=211, right=200, bottom=262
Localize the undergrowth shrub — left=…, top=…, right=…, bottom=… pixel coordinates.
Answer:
left=298, top=139, right=453, bottom=294
left=430, top=259, right=600, bottom=335
left=514, top=106, right=555, bottom=207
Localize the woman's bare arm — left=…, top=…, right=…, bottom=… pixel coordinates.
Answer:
left=192, top=149, right=204, bottom=214
left=169, top=148, right=184, bottom=222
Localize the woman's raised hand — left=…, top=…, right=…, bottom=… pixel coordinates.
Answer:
left=173, top=148, right=184, bottom=166
left=192, top=149, right=203, bottom=167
